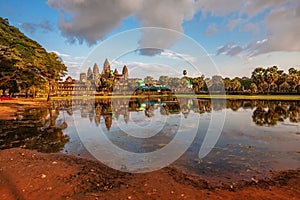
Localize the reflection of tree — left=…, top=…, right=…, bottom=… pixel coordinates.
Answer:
left=103, top=114, right=112, bottom=131
left=227, top=100, right=243, bottom=111
left=289, top=102, right=300, bottom=123
left=25, top=128, right=69, bottom=153
left=145, top=105, right=154, bottom=118
left=252, top=106, right=277, bottom=126
left=252, top=101, right=299, bottom=126
left=0, top=107, right=69, bottom=153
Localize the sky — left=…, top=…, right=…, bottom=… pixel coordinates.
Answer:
left=0, top=0, right=299, bottom=79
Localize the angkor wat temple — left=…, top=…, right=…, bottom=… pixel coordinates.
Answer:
left=51, top=59, right=137, bottom=96
left=51, top=58, right=172, bottom=96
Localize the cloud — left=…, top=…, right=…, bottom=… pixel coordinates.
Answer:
left=47, top=0, right=140, bottom=44
left=63, top=61, right=81, bottom=79
left=135, top=0, right=200, bottom=55
left=21, top=20, right=53, bottom=34
left=201, top=0, right=300, bottom=56
left=227, top=19, right=241, bottom=31
left=217, top=42, right=244, bottom=56
left=47, top=0, right=300, bottom=57
left=239, top=23, right=259, bottom=34
left=253, top=2, right=300, bottom=55
left=160, top=51, right=197, bottom=63
left=47, top=0, right=200, bottom=55
left=205, top=23, right=219, bottom=35
left=51, top=50, right=70, bottom=58
left=199, top=0, right=243, bottom=16
left=126, top=61, right=180, bottom=79
left=137, top=48, right=164, bottom=57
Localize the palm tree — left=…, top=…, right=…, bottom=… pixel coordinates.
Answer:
left=251, top=67, right=266, bottom=93
left=287, top=68, right=300, bottom=92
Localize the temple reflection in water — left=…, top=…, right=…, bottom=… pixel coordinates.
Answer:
left=51, top=98, right=300, bottom=131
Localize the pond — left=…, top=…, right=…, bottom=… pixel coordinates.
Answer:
left=1, top=97, right=299, bottom=182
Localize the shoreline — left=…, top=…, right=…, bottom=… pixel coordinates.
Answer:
left=1, top=148, right=299, bottom=199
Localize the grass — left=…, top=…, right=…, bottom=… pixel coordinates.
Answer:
left=35, top=94, right=300, bottom=101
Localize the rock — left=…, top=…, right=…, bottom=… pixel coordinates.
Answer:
left=41, top=174, right=46, bottom=179
left=251, top=177, right=259, bottom=184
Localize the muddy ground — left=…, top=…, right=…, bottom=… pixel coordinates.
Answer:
left=0, top=148, right=299, bottom=200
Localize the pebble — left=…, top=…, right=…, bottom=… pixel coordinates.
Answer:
left=52, top=161, right=58, bottom=165
left=41, top=174, right=46, bottom=179
left=127, top=196, right=132, bottom=199
left=251, top=177, right=259, bottom=184
left=46, top=187, right=52, bottom=191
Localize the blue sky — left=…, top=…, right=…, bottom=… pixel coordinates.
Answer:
left=1, top=0, right=299, bottom=79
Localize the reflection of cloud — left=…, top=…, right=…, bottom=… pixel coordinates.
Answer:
left=21, top=20, right=53, bottom=34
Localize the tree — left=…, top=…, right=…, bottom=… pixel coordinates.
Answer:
left=0, top=17, right=67, bottom=99
left=223, top=77, right=231, bottom=91
left=251, top=67, right=266, bottom=93
left=287, top=68, right=300, bottom=92
left=264, top=66, right=279, bottom=93
left=240, top=77, right=252, bottom=91
left=192, top=76, right=205, bottom=93
left=279, top=82, right=290, bottom=92
left=231, top=78, right=241, bottom=91
left=250, top=83, right=258, bottom=93
left=275, top=70, right=287, bottom=92
left=159, top=76, right=169, bottom=86
left=144, top=76, right=154, bottom=86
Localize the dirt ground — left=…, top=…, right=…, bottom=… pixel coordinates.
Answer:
left=0, top=148, right=299, bottom=200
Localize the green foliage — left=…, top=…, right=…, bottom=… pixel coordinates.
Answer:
left=0, top=17, right=67, bottom=97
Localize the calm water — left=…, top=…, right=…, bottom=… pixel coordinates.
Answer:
left=1, top=98, right=299, bottom=181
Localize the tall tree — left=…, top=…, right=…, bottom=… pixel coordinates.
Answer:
left=251, top=67, right=266, bottom=93
left=0, top=17, right=67, bottom=98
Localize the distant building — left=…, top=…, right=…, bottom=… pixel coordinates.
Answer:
left=53, top=59, right=132, bottom=96
left=79, top=73, right=87, bottom=82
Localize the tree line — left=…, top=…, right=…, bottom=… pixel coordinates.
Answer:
left=149, top=66, right=299, bottom=94
left=0, top=17, right=67, bottom=100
